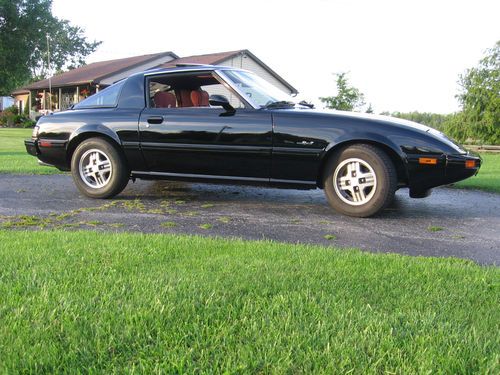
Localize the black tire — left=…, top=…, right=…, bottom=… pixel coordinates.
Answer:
left=323, top=144, right=397, bottom=217
left=71, top=137, right=129, bottom=199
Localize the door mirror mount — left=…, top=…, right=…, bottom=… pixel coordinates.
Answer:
left=209, top=95, right=236, bottom=116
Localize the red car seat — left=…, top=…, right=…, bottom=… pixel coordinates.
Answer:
left=190, top=90, right=210, bottom=106
left=153, top=91, right=176, bottom=108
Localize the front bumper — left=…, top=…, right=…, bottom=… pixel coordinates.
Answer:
left=406, top=152, right=481, bottom=193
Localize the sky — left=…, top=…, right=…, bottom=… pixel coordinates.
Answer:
left=51, top=0, right=499, bottom=114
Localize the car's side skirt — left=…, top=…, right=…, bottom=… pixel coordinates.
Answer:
left=130, top=171, right=318, bottom=189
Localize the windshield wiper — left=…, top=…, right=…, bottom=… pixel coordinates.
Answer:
left=298, top=100, right=314, bottom=109
left=262, top=100, right=295, bottom=109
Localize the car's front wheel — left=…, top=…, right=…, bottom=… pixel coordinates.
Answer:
left=323, top=144, right=397, bottom=217
left=71, top=138, right=129, bottom=199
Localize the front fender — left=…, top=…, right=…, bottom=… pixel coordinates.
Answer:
left=324, top=132, right=405, bottom=159
left=319, top=133, right=410, bottom=187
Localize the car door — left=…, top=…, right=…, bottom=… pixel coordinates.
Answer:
left=138, top=106, right=272, bottom=180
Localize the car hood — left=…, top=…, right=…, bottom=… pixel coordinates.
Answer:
left=293, top=107, right=432, bottom=132
left=281, top=107, right=467, bottom=154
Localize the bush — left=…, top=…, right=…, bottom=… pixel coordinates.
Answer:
left=442, top=113, right=500, bottom=145
left=0, top=105, right=35, bottom=128
left=383, top=111, right=451, bottom=132
left=2, top=105, right=18, bottom=116
left=20, top=118, right=36, bottom=128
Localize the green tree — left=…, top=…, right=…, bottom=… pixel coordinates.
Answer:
left=451, top=40, right=500, bottom=144
left=383, top=111, right=451, bottom=131
left=0, top=0, right=101, bottom=95
left=319, top=72, right=366, bottom=111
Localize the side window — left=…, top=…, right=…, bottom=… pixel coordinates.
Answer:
left=74, top=80, right=125, bottom=109
left=149, top=81, right=175, bottom=108
left=148, top=72, right=247, bottom=109
left=201, top=83, right=245, bottom=109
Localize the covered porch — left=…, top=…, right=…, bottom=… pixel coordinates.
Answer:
left=13, top=84, right=104, bottom=118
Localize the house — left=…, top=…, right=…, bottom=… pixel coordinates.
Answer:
left=12, top=51, right=178, bottom=116
left=12, top=50, right=297, bottom=118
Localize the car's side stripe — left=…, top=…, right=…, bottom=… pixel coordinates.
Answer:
left=272, top=147, right=323, bottom=156
left=140, top=142, right=271, bottom=154
left=137, top=142, right=322, bottom=156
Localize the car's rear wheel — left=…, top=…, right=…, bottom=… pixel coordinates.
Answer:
left=323, top=144, right=397, bottom=217
left=71, top=138, right=129, bottom=198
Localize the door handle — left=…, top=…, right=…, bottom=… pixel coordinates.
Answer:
left=147, top=116, right=164, bottom=125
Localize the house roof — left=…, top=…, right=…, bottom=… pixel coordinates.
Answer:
left=13, top=49, right=297, bottom=95
left=15, top=51, right=178, bottom=92
left=162, top=50, right=298, bottom=94
left=161, top=50, right=244, bottom=67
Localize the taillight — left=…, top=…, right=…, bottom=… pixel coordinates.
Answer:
left=32, top=125, right=39, bottom=139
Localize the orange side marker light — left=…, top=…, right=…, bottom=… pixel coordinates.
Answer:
left=465, top=160, right=476, bottom=169
left=418, top=157, right=438, bottom=165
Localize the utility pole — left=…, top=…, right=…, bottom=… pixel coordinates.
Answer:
left=47, top=34, right=52, bottom=111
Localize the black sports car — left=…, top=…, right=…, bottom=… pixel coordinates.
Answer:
left=25, top=65, right=481, bottom=217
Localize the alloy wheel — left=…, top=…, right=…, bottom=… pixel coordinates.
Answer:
left=78, top=148, right=113, bottom=189
left=333, top=158, right=377, bottom=206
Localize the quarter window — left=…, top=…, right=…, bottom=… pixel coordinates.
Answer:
left=74, top=80, right=125, bottom=109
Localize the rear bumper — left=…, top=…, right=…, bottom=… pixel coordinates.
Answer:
left=24, top=139, right=39, bottom=156
left=407, top=153, right=481, bottom=193
left=24, top=138, right=68, bottom=170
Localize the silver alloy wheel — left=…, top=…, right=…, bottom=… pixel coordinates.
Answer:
left=78, top=148, right=113, bottom=189
left=333, top=157, right=377, bottom=206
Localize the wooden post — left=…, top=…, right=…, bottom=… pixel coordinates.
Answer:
left=58, top=87, right=62, bottom=110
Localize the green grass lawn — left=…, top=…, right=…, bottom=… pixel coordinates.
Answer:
left=0, top=128, right=60, bottom=174
left=0, top=230, right=498, bottom=373
left=454, top=153, right=500, bottom=193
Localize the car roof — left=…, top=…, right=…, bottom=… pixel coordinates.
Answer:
left=130, top=64, right=247, bottom=79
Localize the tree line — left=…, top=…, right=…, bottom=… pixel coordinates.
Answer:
left=320, top=41, right=499, bottom=145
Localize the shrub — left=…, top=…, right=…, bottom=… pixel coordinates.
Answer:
left=0, top=106, right=35, bottom=128
left=442, top=112, right=500, bottom=145
left=2, top=105, right=18, bottom=116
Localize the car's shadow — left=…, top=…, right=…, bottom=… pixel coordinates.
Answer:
left=119, top=180, right=500, bottom=220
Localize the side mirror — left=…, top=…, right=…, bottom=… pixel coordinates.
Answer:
left=209, top=94, right=235, bottom=116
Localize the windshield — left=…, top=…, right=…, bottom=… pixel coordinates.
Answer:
left=222, top=70, right=294, bottom=108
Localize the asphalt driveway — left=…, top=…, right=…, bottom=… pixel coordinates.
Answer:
left=0, top=174, right=499, bottom=265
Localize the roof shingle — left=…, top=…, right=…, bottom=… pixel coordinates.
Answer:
left=160, top=50, right=243, bottom=67
left=13, top=49, right=297, bottom=95
left=21, top=51, right=177, bottom=90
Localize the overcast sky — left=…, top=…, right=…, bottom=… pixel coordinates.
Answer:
left=52, top=0, right=499, bottom=114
